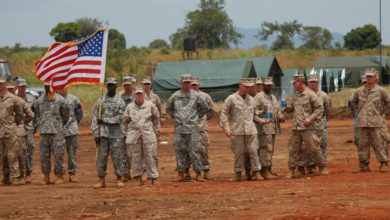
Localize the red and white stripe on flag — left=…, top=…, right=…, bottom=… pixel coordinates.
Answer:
left=34, top=28, right=108, bottom=90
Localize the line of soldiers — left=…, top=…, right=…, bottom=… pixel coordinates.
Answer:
left=220, top=73, right=331, bottom=181
left=0, top=77, right=83, bottom=186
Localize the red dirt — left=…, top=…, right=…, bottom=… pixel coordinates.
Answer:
left=1, top=119, right=390, bottom=219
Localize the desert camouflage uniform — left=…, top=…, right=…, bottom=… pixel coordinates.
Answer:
left=14, top=96, right=34, bottom=178
left=144, top=91, right=162, bottom=166
left=312, top=90, right=331, bottom=159
left=287, top=88, right=326, bottom=169
left=196, top=90, right=215, bottom=171
left=123, top=100, right=160, bottom=179
left=0, top=92, right=23, bottom=182
left=166, top=90, right=208, bottom=173
left=19, top=94, right=37, bottom=176
left=91, top=94, right=126, bottom=178
left=62, top=94, right=83, bottom=175
left=120, top=92, right=134, bottom=178
left=36, top=94, right=69, bottom=175
left=220, top=92, right=262, bottom=173
left=254, top=91, right=282, bottom=168
left=350, top=84, right=390, bottom=166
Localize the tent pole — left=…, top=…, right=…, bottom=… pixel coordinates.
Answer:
left=379, top=0, right=382, bottom=77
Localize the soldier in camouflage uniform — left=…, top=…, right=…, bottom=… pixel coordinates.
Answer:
left=141, top=77, right=162, bottom=167
left=36, top=83, right=69, bottom=184
left=166, top=74, right=208, bottom=182
left=349, top=76, right=366, bottom=147
left=285, top=75, right=328, bottom=178
left=220, top=78, right=263, bottom=181
left=6, top=81, right=34, bottom=185
left=17, top=79, right=38, bottom=183
left=254, top=77, right=283, bottom=180
left=92, top=78, right=126, bottom=188
left=120, top=76, right=134, bottom=181
left=304, top=74, right=331, bottom=174
left=58, top=89, right=83, bottom=182
left=191, top=77, right=215, bottom=179
left=350, top=68, right=390, bottom=173
left=0, top=77, right=24, bottom=186
left=123, top=86, right=160, bottom=185
left=256, top=77, right=263, bottom=93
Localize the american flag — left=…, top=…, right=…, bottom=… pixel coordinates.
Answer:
left=34, top=29, right=108, bottom=90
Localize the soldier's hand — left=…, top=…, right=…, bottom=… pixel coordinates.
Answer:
left=225, top=131, right=232, bottom=138
left=304, top=119, right=311, bottom=126
left=97, top=119, right=103, bottom=125
left=94, top=137, right=100, bottom=146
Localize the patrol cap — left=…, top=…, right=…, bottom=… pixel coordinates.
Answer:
left=122, top=76, right=133, bottom=85
left=191, top=77, right=200, bottom=85
left=106, top=77, right=117, bottom=85
left=364, top=68, right=378, bottom=77
left=263, top=77, right=273, bottom=85
left=291, top=74, right=305, bottom=84
left=6, top=80, right=16, bottom=89
left=135, top=86, right=144, bottom=94
left=142, top=77, right=152, bottom=84
left=180, top=74, right=192, bottom=83
left=307, top=74, right=319, bottom=82
left=17, top=78, right=28, bottom=87
left=0, top=76, right=5, bottom=83
left=256, top=77, right=263, bottom=85
left=240, top=78, right=255, bottom=86
left=362, top=75, right=367, bottom=83
left=129, top=74, right=137, bottom=82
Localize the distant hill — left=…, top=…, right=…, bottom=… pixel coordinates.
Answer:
left=233, top=28, right=344, bottom=49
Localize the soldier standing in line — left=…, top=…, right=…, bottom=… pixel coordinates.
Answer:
left=16, top=79, right=38, bottom=183
left=92, top=78, right=126, bottom=188
left=350, top=68, right=390, bottom=173
left=220, top=78, right=263, bottom=181
left=166, top=74, right=208, bottom=182
left=254, top=77, right=283, bottom=180
left=0, top=77, right=24, bottom=186
left=285, top=74, right=328, bottom=179
left=256, top=77, right=263, bottom=93
left=123, top=86, right=160, bottom=185
left=36, top=83, right=69, bottom=184
left=191, top=77, right=215, bottom=180
left=58, top=89, right=83, bottom=182
left=120, top=76, right=134, bottom=181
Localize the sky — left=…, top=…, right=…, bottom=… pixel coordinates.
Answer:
left=0, top=0, right=389, bottom=48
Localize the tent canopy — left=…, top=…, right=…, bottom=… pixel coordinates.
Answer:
left=152, top=57, right=283, bottom=101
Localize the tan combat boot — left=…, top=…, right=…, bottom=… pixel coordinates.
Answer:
left=69, top=174, right=78, bottom=182
left=235, top=172, right=242, bottom=182
left=261, top=168, right=277, bottom=180
left=269, top=168, right=278, bottom=176
left=380, top=162, right=388, bottom=173
left=297, top=166, right=306, bottom=176
left=42, top=173, right=50, bottom=185
left=10, top=178, right=20, bottom=186
left=203, top=170, right=210, bottom=180
left=151, top=178, right=158, bottom=185
left=184, top=168, right=191, bottom=181
left=195, top=172, right=205, bottom=182
left=93, top=177, right=106, bottom=189
left=174, top=172, right=185, bottom=182
left=54, top=174, right=65, bottom=184
left=18, top=177, right=26, bottom=185
left=135, top=176, right=143, bottom=186
left=286, top=168, right=295, bottom=179
left=353, top=162, right=371, bottom=173
left=319, top=166, right=329, bottom=175
left=117, top=177, right=125, bottom=188
left=253, top=171, right=263, bottom=181
left=25, top=173, right=32, bottom=184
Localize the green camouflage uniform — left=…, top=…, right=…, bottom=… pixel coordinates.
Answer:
left=166, top=90, right=208, bottom=173
left=36, top=94, right=69, bottom=175
left=120, top=91, right=134, bottom=177
left=91, top=94, right=126, bottom=178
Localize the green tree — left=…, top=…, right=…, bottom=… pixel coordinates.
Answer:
left=149, top=39, right=169, bottom=49
left=108, top=29, right=126, bottom=50
left=170, top=0, right=242, bottom=49
left=76, top=17, right=103, bottom=36
left=257, top=20, right=302, bottom=50
left=344, top=24, right=381, bottom=50
left=49, top=22, right=82, bottom=42
left=300, top=26, right=333, bottom=49
left=170, top=28, right=186, bottom=49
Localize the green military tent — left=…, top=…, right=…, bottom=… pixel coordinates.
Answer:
left=152, top=57, right=283, bottom=102
left=252, top=57, right=284, bottom=98
left=313, top=56, right=390, bottom=88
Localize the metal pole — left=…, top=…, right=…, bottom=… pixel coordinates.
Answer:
left=379, top=0, right=382, bottom=76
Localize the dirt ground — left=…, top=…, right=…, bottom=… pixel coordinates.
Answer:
left=1, top=119, right=390, bottom=219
